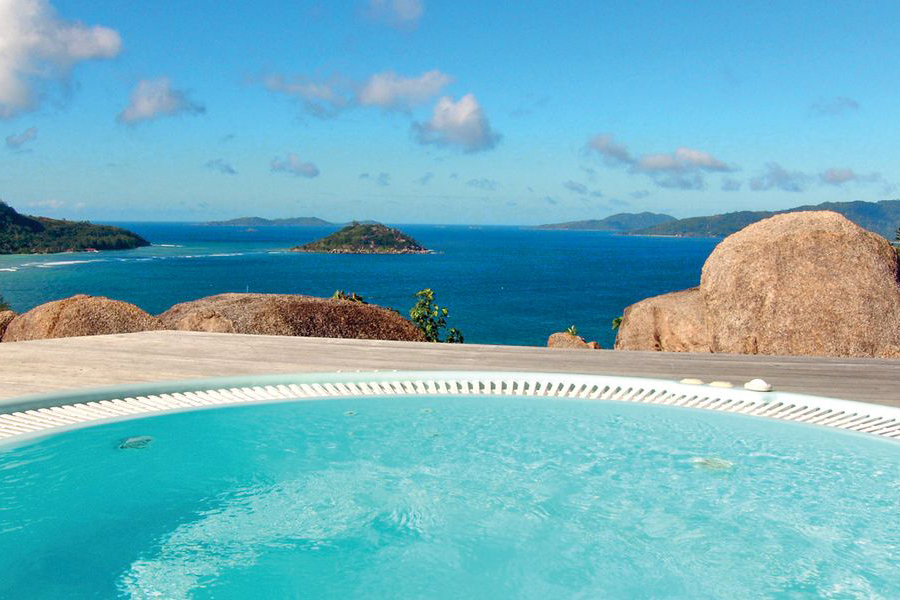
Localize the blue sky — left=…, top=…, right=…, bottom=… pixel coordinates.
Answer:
left=1, top=0, right=899, bottom=224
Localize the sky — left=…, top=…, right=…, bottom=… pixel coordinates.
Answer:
left=1, top=0, right=900, bottom=224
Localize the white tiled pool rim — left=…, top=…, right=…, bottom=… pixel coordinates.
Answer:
left=1, top=371, right=900, bottom=445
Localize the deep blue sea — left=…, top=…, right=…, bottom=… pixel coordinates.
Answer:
left=0, top=224, right=718, bottom=348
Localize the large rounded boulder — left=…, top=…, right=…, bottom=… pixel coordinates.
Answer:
left=700, top=211, right=900, bottom=357
left=158, top=293, right=426, bottom=342
left=616, top=211, right=900, bottom=357
left=2, top=295, right=160, bottom=342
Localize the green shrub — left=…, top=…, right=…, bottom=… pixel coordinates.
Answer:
left=611, top=316, right=623, bottom=330
left=332, top=290, right=367, bottom=303
left=409, top=288, right=463, bottom=343
left=565, top=325, right=578, bottom=336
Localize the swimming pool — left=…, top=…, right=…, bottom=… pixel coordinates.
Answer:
left=1, top=372, right=899, bottom=598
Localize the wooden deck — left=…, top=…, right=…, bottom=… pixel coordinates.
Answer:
left=0, top=331, right=898, bottom=406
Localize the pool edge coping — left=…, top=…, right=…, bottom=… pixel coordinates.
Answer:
left=2, top=370, right=900, bottom=445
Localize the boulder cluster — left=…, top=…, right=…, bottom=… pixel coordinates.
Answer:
left=0, top=293, right=424, bottom=343
left=615, top=211, right=900, bottom=358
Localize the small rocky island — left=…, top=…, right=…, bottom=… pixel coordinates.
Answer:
left=0, top=201, right=148, bottom=254
left=291, top=222, right=429, bottom=254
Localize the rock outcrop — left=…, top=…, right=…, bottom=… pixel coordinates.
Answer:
left=614, top=288, right=711, bottom=352
left=2, top=295, right=160, bottom=342
left=615, top=211, right=900, bottom=357
left=158, top=293, right=426, bottom=342
left=547, top=332, right=600, bottom=349
left=0, top=310, right=15, bottom=340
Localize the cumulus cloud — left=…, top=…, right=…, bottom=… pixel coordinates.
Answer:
left=749, top=162, right=809, bottom=192
left=270, top=153, right=319, bottom=178
left=587, top=134, right=633, bottom=166
left=366, top=0, right=423, bottom=29
left=810, top=96, right=860, bottom=116
left=564, top=180, right=587, bottom=195
left=586, top=133, right=734, bottom=190
left=0, top=0, right=121, bottom=118
left=117, top=78, right=205, bottom=124
left=259, top=69, right=450, bottom=118
left=466, top=177, right=498, bottom=191
left=636, top=147, right=732, bottom=173
left=358, top=70, right=452, bottom=111
left=205, top=158, right=236, bottom=175
left=412, top=94, right=500, bottom=153
left=819, top=167, right=882, bottom=186
left=5, top=125, right=37, bottom=149
left=259, top=74, right=350, bottom=118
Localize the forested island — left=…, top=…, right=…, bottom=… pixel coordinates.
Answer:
left=204, top=216, right=334, bottom=227
left=292, top=222, right=429, bottom=254
left=535, top=212, right=675, bottom=232
left=0, top=201, right=148, bottom=255
left=630, top=200, right=900, bottom=238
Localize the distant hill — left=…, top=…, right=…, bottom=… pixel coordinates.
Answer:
left=535, top=212, right=676, bottom=232
left=292, top=222, right=429, bottom=254
left=205, top=216, right=335, bottom=226
left=0, top=201, right=149, bottom=255
left=632, top=200, right=900, bottom=238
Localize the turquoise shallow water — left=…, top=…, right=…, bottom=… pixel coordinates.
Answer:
left=2, top=396, right=899, bottom=599
left=0, top=224, right=718, bottom=347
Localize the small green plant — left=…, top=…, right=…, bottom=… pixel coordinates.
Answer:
left=409, top=288, right=464, bottom=343
left=565, top=325, right=578, bottom=336
left=332, top=290, right=367, bottom=303
left=895, top=226, right=900, bottom=244
left=611, top=316, right=623, bottom=330
left=0, top=294, right=8, bottom=312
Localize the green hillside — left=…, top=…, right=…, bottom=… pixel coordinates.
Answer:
left=535, top=212, right=676, bottom=232
left=0, top=201, right=149, bottom=255
left=632, top=200, right=900, bottom=238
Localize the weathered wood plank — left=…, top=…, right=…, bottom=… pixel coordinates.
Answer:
left=0, top=331, right=898, bottom=406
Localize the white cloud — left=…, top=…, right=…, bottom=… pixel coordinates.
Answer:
left=118, top=78, right=205, bottom=124
left=259, top=74, right=349, bottom=118
left=638, top=147, right=731, bottom=173
left=259, top=69, right=450, bottom=117
left=749, top=162, right=809, bottom=192
left=367, top=0, right=423, bottom=29
left=357, top=70, right=452, bottom=111
left=26, top=198, right=64, bottom=210
left=587, top=134, right=632, bottom=166
left=271, top=153, right=319, bottom=178
left=5, top=125, right=37, bottom=148
left=0, top=0, right=121, bottom=118
left=412, top=94, right=500, bottom=153
left=819, top=167, right=882, bottom=186
left=587, top=133, right=734, bottom=190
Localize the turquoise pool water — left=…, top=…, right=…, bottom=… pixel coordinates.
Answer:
left=1, top=395, right=899, bottom=599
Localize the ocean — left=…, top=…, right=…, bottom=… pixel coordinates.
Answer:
left=0, top=224, right=718, bottom=348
